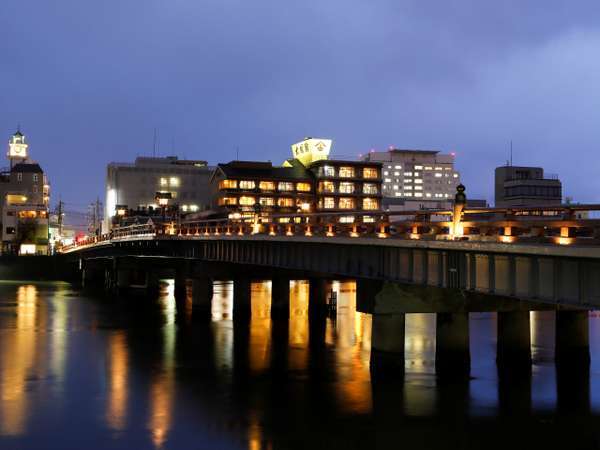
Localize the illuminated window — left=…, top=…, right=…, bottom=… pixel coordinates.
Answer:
left=384, top=178, right=391, bottom=182
left=239, top=180, right=256, bottom=189
left=338, top=166, right=355, bottom=178
left=415, top=165, right=423, bottom=170
left=404, top=185, right=413, bottom=189
left=160, top=177, right=167, bottom=186
left=190, top=205, right=199, bottom=212
left=339, top=182, right=354, bottom=194
left=363, top=183, right=378, bottom=194
left=218, top=197, right=238, bottom=205
left=383, top=171, right=389, bottom=176
left=453, top=174, right=458, bottom=178
left=170, top=177, right=179, bottom=187
left=339, top=216, right=355, bottom=223
left=277, top=197, right=294, bottom=207
left=404, top=172, right=412, bottom=176
left=434, top=173, right=442, bottom=178
left=415, top=186, right=423, bottom=190
left=296, top=182, right=311, bottom=192
left=259, top=181, right=276, bottom=191
left=17, top=173, right=22, bottom=182
left=239, top=196, right=256, bottom=205
left=278, top=182, right=294, bottom=191
left=363, top=215, right=375, bottom=223
left=405, top=192, right=413, bottom=196
left=425, top=193, right=432, bottom=197
left=415, top=179, right=423, bottom=184
left=435, top=167, right=443, bottom=170
left=363, top=167, right=378, bottom=178
left=219, top=179, right=238, bottom=189
left=259, top=197, right=274, bottom=206
left=322, top=166, right=335, bottom=177
left=425, top=166, right=433, bottom=170
left=323, top=197, right=335, bottom=209
left=319, top=181, right=335, bottom=193
left=339, top=197, right=355, bottom=209
left=414, top=192, right=423, bottom=197
left=362, top=198, right=378, bottom=210
left=414, top=172, right=420, bottom=177
left=33, top=174, right=38, bottom=182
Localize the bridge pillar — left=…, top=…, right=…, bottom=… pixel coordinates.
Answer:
left=435, top=312, right=470, bottom=376
left=271, top=277, right=290, bottom=319
left=145, top=271, right=161, bottom=299
left=370, top=313, right=405, bottom=376
left=233, top=278, right=252, bottom=319
left=556, top=310, right=590, bottom=365
left=356, top=279, right=382, bottom=314
left=191, top=277, right=213, bottom=321
left=308, top=278, right=329, bottom=316
left=81, top=267, right=104, bottom=289
left=174, top=270, right=188, bottom=304
left=497, top=311, right=531, bottom=367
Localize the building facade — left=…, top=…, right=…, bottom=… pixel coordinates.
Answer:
left=210, top=138, right=382, bottom=223
left=495, top=166, right=562, bottom=207
left=0, top=131, right=50, bottom=255
left=105, top=156, right=215, bottom=231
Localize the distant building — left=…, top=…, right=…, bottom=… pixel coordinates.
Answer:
left=210, top=138, right=382, bottom=223
left=360, top=149, right=460, bottom=204
left=104, top=156, right=215, bottom=231
left=495, top=166, right=562, bottom=207
left=0, top=130, right=50, bottom=255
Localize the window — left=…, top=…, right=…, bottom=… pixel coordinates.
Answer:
left=239, top=196, right=256, bottom=205
left=170, top=177, right=180, bottom=187
left=415, top=165, right=423, bottom=170
left=339, top=197, right=355, bottom=209
left=415, top=185, right=423, bottom=190
left=363, top=167, right=378, bottom=179
left=160, top=177, right=168, bottom=186
left=278, top=182, right=294, bottom=191
left=384, top=178, right=391, bottom=183
left=362, top=198, right=378, bottom=210
left=296, top=182, right=311, bottom=192
left=339, top=182, right=354, bottom=194
left=323, top=197, right=335, bottom=209
left=218, top=197, right=238, bottom=206
left=5, top=227, right=15, bottom=235
left=319, top=181, right=335, bottom=193
left=383, top=171, right=389, bottom=176
left=394, top=165, right=402, bottom=169
left=453, top=174, right=458, bottom=178
left=33, top=185, right=38, bottom=193
left=33, top=174, right=38, bottom=182
left=17, top=173, right=22, bottom=182
left=259, top=181, right=275, bottom=191
left=239, top=180, right=256, bottom=189
left=219, top=179, right=238, bottom=189
left=189, top=205, right=199, bottom=212
left=339, top=167, right=355, bottom=178
left=425, top=166, right=433, bottom=170
left=363, top=216, right=375, bottom=223
left=322, top=166, right=335, bottom=177
left=259, top=197, right=274, bottom=206
left=414, top=192, right=423, bottom=197
left=404, top=172, right=412, bottom=176
left=415, top=178, right=423, bottom=184
left=277, top=197, right=294, bottom=207
left=363, top=183, right=378, bottom=194
left=339, top=216, right=355, bottom=223
left=435, top=173, right=442, bottom=178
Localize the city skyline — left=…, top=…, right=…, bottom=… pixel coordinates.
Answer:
left=2, top=1, right=600, bottom=207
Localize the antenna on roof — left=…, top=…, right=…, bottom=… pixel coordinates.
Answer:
left=153, top=128, right=158, bottom=157
left=510, top=140, right=513, bottom=167
left=236, top=146, right=239, bottom=160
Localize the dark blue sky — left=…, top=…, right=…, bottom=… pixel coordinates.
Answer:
left=1, top=0, right=599, bottom=208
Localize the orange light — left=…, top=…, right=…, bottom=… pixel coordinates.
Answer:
left=409, top=233, right=420, bottom=240
left=377, top=233, right=388, bottom=239
left=350, top=232, right=359, bottom=238
left=556, top=237, right=573, bottom=245
left=500, top=235, right=516, bottom=243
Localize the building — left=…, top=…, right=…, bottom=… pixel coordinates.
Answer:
left=495, top=165, right=562, bottom=207
left=0, top=130, right=50, bottom=255
left=360, top=149, right=460, bottom=204
left=104, top=156, right=215, bottom=231
left=210, top=138, right=382, bottom=223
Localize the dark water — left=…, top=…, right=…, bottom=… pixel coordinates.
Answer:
left=1, top=280, right=600, bottom=450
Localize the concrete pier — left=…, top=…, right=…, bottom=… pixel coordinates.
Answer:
left=370, top=313, right=405, bottom=376
left=233, top=278, right=252, bottom=319
left=174, top=270, right=187, bottom=304
left=497, top=311, right=531, bottom=366
left=435, top=312, right=470, bottom=376
left=308, top=278, right=328, bottom=316
left=191, top=277, right=213, bottom=321
left=556, top=310, right=590, bottom=365
left=271, top=278, right=290, bottom=319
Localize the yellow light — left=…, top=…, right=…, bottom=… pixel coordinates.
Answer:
left=350, top=232, right=359, bottom=237
left=557, top=237, right=573, bottom=245
left=252, top=223, right=261, bottom=234
left=500, top=235, right=516, bottom=243
left=300, top=202, right=311, bottom=212
left=409, top=233, right=420, bottom=240
left=377, top=233, right=388, bottom=238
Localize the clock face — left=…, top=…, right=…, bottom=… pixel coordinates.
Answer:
left=10, top=145, right=26, bottom=156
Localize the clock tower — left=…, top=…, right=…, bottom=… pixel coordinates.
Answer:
left=7, top=129, right=28, bottom=168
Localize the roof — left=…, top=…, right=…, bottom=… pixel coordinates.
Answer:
left=11, top=162, right=43, bottom=173
left=216, top=160, right=312, bottom=181
left=309, top=159, right=382, bottom=167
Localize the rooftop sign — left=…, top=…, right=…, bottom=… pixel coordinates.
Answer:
left=291, top=138, right=332, bottom=167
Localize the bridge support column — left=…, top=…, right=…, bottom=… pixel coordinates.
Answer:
left=271, top=278, right=290, bottom=319
left=82, top=267, right=105, bottom=289
left=370, top=313, right=405, bottom=377
left=233, top=278, right=252, bottom=319
left=191, top=277, right=213, bottom=321
left=436, top=312, right=470, bottom=376
left=145, top=271, right=161, bottom=299
left=556, top=310, right=590, bottom=365
left=174, top=270, right=188, bottom=304
left=356, top=279, right=382, bottom=314
left=308, top=278, right=329, bottom=317
left=497, top=311, right=531, bottom=367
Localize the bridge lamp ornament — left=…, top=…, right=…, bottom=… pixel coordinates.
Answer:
left=452, top=184, right=466, bottom=239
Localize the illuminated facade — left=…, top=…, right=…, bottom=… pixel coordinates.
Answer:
left=104, top=156, right=214, bottom=231
left=0, top=130, right=50, bottom=255
left=211, top=139, right=382, bottom=222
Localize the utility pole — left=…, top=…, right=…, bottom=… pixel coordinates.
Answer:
left=57, top=199, right=64, bottom=238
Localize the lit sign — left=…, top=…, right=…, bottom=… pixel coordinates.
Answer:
left=291, top=138, right=332, bottom=167
left=8, top=133, right=28, bottom=159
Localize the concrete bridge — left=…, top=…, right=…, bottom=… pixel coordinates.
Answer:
left=63, top=207, right=600, bottom=376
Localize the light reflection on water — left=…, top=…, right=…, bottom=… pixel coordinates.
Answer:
left=0, top=281, right=599, bottom=449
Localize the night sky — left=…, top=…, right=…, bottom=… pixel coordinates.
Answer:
left=2, top=1, right=599, bottom=209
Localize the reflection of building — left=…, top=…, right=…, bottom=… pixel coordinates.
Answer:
left=495, top=165, right=562, bottom=207
left=0, top=131, right=50, bottom=255
left=104, top=156, right=215, bottom=232
left=210, top=138, right=382, bottom=222
left=361, top=148, right=460, bottom=202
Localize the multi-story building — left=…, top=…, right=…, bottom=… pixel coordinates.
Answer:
left=0, top=130, right=50, bottom=255
left=211, top=138, right=382, bottom=223
left=104, top=156, right=215, bottom=231
left=495, top=166, right=562, bottom=207
left=361, top=149, right=460, bottom=203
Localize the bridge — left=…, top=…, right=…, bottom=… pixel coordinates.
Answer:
left=61, top=203, right=600, bottom=375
